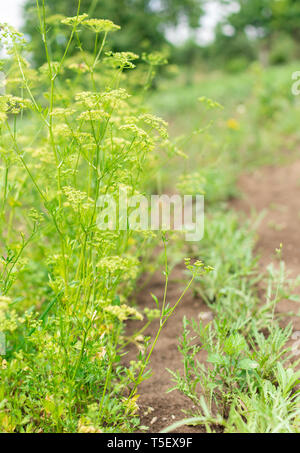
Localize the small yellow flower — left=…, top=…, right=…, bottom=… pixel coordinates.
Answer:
left=127, top=237, right=136, bottom=246
left=61, top=14, right=88, bottom=27
left=104, top=304, right=143, bottom=322
left=0, top=358, right=7, bottom=369
left=83, top=19, right=120, bottom=33
left=78, top=420, right=102, bottom=433
left=227, top=118, right=240, bottom=130
left=123, top=395, right=140, bottom=415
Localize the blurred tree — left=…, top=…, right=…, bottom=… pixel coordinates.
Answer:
left=23, top=0, right=205, bottom=66
left=209, top=25, right=256, bottom=71
left=221, top=0, right=300, bottom=40
left=210, top=0, right=300, bottom=67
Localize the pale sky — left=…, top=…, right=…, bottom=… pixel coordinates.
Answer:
left=0, top=0, right=25, bottom=29
left=165, top=1, right=225, bottom=46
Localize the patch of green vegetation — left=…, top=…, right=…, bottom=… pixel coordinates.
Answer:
left=167, top=212, right=300, bottom=433
left=158, top=62, right=300, bottom=433
left=1, top=1, right=300, bottom=435
left=151, top=62, right=300, bottom=195
left=0, top=10, right=195, bottom=433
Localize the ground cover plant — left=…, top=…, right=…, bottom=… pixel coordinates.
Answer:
left=167, top=214, right=300, bottom=432
left=153, top=64, right=300, bottom=433
left=0, top=4, right=204, bottom=432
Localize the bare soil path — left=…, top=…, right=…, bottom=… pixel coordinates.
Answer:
left=130, top=160, right=300, bottom=433
left=232, top=161, right=300, bottom=333
left=127, top=267, right=209, bottom=433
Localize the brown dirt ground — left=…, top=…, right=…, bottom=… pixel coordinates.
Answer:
left=231, top=161, right=300, bottom=333
left=126, top=267, right=209, bottom=433
left=128, top=160, right=300, bottom=433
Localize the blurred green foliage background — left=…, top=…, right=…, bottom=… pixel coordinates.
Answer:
left=22, top=0, right=300, bottom=69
